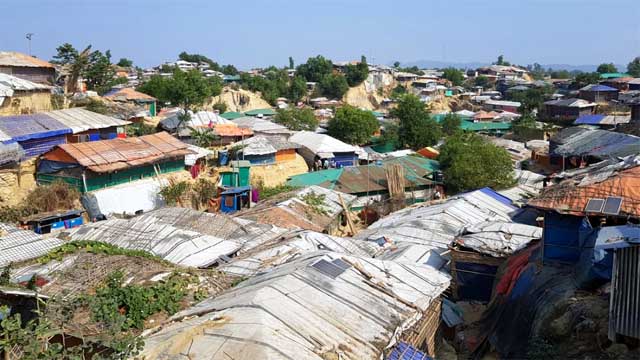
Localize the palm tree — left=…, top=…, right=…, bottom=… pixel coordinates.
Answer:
left=189, top=127, right=218, bottom=148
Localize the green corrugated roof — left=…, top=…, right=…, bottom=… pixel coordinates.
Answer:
left=220, top=112, right=244, bottom=120
left=287, top=168, right=343, bottom=188
left=460, top=120, right=511, bottom=132
left=245, top=108, right=276, bottom=116
left=599, top=73, right=630, bottom=79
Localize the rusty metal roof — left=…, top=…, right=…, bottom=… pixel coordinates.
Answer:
left=103, top=87, right=157, bottom=102
left=0, top=52, right=55, bottom=68
left=54, top=132, right=193, bottom=173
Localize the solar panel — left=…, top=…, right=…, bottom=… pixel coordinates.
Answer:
left=331, top=258, right=352, bottom=271
left=310, top=259, right=348, bottom=279
left=584, top=198, right=605, bottom=213
left=602, top=196, right=623, bottom=215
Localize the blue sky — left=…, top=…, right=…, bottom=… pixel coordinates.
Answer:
left=1, top=0, right=638, bottom=69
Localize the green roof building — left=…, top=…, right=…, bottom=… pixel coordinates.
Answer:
left=220, top=112, right=245, bottom=120
left=244, top=108, right=277, bottom=117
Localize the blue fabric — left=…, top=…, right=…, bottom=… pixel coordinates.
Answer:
left=244, top=153, right=275, bottom=165
left=478, top=187, right=517, bottom=208
left=37, top=159, right=80, bottom=174
left=574, top=114, right=606, bottom=125
left=333, top=152, right=357, bottom=168
left=218, top=150, right=229, bottom=166
left=387, top=342, right=432, bottom=360
left=510, top=266, right=535, bottom=300
left=543, top=212, right=593, bottom=264
left=0, top=113, right=71, bottom=141
left=20, top=135, right=67, bottom=158
left=89, top=133, right=101, bottom=141
left=585, top=85, right=618, bottom=92
left=456, top=262, right=500, bottom=302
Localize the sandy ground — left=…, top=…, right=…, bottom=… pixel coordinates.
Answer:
left=249, top=154, right=309, bottom=188
left=209, top=87, right=272, bottom=113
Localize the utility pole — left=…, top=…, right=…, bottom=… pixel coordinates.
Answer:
left=26, top=33, right=34, bottom=55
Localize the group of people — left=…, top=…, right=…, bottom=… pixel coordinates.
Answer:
left=312, top=158, right=337, bottom=171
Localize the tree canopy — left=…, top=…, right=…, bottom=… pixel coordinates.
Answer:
left=296, top=55, right=333, bottom=83
left=509, top=86, right=553, bottom=115
left=288, top=76, right=307, bottom=103
left=390, top=94, right=441, bottom=149
left=573, top=72, right=601, bottom=89
left=441, top=113, right=462, bottom=136
left=51, top=43, right=124, bottom=95
left=138, top=69, right=222, bottom=109
left=344, top=56, right=369, bottom=87
left=327, top=105, right=379, bottom=145
left=494, top=55, right=511, bottom=66
left=439, top=133, right=515, bottom=193
left=117, top=58, right=133, bottom=67
left=442, top=68, right=464, bottom=86
left=319, top=73, right=349, bottom=99
left=596, top=63, right=618, bottom=74
left=274, top=107, right=318, bottom=131
left=628, top=57, right=640, bottom=77
left=474, top=75, right=490, bottom=88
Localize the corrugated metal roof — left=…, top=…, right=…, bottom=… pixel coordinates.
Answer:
left=159, top=110, right=231, bottom=136
left=356, top=188, right=518, bottom=252
left=0, top=112, right=71, bottom=142
left=0, top=73, right=52, bottom=97
left=50, top=132, right=192, bottom=173
left=0, top=52, right=55, bottom=68
left=212, top=123, right=253, bottom=137
left=45, top=108, right=130, bottom=134
left=0, top=142, right=24, bottom=165
left=551, top=127, right=640, bottom=158
left=140, top=251, right=450, bottom=360
left=219, top=230, right=382, bottom=277
left=574, top=114, right=630, bottom=126
left=64, top=207, right=290, bottom=268
left=289, top=131, right=356, bottom=154
left=0, top=223, right=63, bottom=268
left=244, top=108, right=276, bottom=116
left=580, top=84, right=619, bottom=92
left=231, top=116, right=290, bottom=133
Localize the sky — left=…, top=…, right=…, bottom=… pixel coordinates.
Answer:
left=1, top=0, right=638, bottom=70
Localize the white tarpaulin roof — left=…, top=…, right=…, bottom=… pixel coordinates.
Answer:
left=84, top=178, right=167, bottom=218
left=289, top=131, right=356, bottom=154
left=456, top=221, right=542, bottom=257
left=160, top=110, right=230, bottom=135
left=64, top=207, right=289, bottom=268
left=141, top=251, right=450, bottom=360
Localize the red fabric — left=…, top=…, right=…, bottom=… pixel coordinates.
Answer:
left=190, top=164, right=201, bottom=179
left=495, top=244, right=538, bottom=296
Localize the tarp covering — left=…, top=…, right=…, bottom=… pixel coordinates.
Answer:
left=81, top=178, right=167, bottom=219
left=458, top=221, right=543, bottom=257
left=0, top=142, right=24, bottom=165
left=542, top=212, right=593, bottom=263
left=0, top=113, right=70, bottom=142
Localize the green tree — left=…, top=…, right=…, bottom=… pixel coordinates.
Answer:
left=441, top=113, right=462, bottom=136
left=510, top=86, right=553, bottom=115
left=549, top=69, right=571, bottom=79
left=390, top=84, right=407, bottom=99
left=319, top=73, right=349, bottom=99
left=393, top=61, right=401, bottom=68
left=189, top=127, right=219, bottom=148
left=573, top=72, right=601, bottom=89
left=390, top=94, right=442, bottom=149
left=221, top=64, right=238, bottom=75
left=117, top=58, right=133, bottom=67
left=139, top=69, right=220, bottom=110
left=289, top=56, right=295, bottom=69
left=296, top=55, right=333, bottom=82
left=494, top=55, right=510, bottom=66
left=596, top=63, right=618, bottom=74
left=442, top=67, right=464, bottom=86
left=288, top=76, right=308, bottom=103
left=51, top=43, right=79, bottom=65
left=378, top=123, right=400, bottom=150
left=212, top=101, right=227, bottom=114
left=344, top=56, right=369, bottom=86
left=474, top=75, right=490, bottom=88
left=528, top=63, right=546, bottom=80
left=439, top=133, right=515, bottom=193
left=274, top=107, right=318, bottom=131
left=627, top=57, right=640, bottom=77
left=178, top=51, right=221, bottom=71
left=327, top=105, right=379, bottom=145
left=84, top=50, right=119, bottom=95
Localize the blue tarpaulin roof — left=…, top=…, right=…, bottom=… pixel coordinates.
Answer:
left=593, top=225, right=640, bottom=250
left=387, top=342, right=432, bottom=360
left=477, top=187, right=517, bottom=208
left=0, top=113, right=71, bottom=143
left=574, top=114, right=606, bottom=125
left=221, top=186, right=251, bottom=195
left=582, top=84, right=618, bottom=92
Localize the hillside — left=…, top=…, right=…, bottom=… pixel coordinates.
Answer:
left=209, top=87, right=272, bottom=112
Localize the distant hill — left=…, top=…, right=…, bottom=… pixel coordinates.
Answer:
left=398, top=60, right=626, bottom=73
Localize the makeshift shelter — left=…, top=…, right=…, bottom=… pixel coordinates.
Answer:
left=0, top=73, right=53, bottom=115
left=81, top=177, right=167, bottom=219
left=0, top=142, right=24, bottom=166
left=578, top=84, right=619, bottom=102
left=20, top=209, right=84, bottom=234
left=103, top=87, right=157, bottom=116
left=39, top=108, right=130, bottom=142
left=220, top=186, right=252, bottom=213
left=64, top=207, right=289, bottom=268
left=0, top=223, right=63, bottom=268
left=236, top=186, right=356, bottom=234
left=231, top=135, right=299, bottom=165
left=211, top=123, right=253, bottom=145
left=549, top=127, right=640, bottom=166
left=417, top=146, right=439, bottom=159
left=37, top=132, right=192, bottom=192
left=0, top=112, right=71, bottom=158
left=231, top=116, right=291, bottom=137
left=450, top=221, right=542, bottom=302
left=289, top=131, right=358, bottom=168
left=244, top=108, right=276, bottom=117
left=574, top=114, right=630, bottom=127
left=159, top=110, right=230, bottom=137
left=140, top=251, right=451, bottom=359
left=0, top=51, right=56, bottom=84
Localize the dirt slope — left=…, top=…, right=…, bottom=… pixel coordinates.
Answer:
left=209, top=87, right=271, bottom=112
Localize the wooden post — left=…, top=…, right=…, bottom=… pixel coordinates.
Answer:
left=338, top=194, right=355, bottom=235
